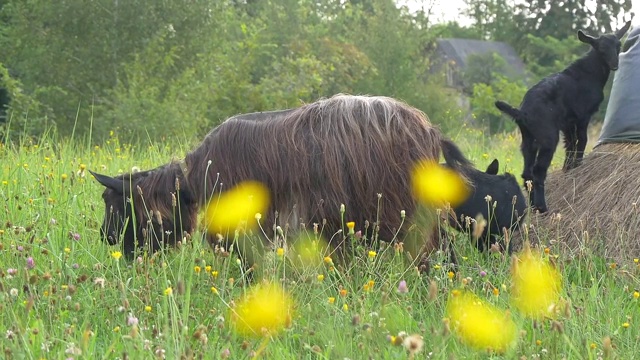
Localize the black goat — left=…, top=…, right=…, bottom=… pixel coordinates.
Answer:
left=495, top=21, right=631, bottom=213
left=445, top=159, right=527, bottom=254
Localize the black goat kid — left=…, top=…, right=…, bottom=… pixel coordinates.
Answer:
left=495, top=21, right=631, bottom=213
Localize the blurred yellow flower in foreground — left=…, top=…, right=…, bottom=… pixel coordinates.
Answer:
left=290, top=235, right=330, bottom=270
left=446, top=291, right=517, bottom=353
left=204, top=181, right=270, bottom=234
left=511, top=249, right=562, bottom=319
left=411, top=160, right=470, bottom=208
left=231, top=282, right=294, bottom=337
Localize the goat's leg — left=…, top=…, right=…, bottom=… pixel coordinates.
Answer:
left=562, top=126, right=578, bottom=170
left=520, top=131, right=537, bottom=205
left=531, top=147, right=555, bottom=213
left=571, top=124, right=589, bottom=169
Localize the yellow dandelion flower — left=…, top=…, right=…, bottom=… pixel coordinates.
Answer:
left=64, top=247, right=71, bottom=254
left=339, top=289, right=348, bottom=297
left=590, top=343, right=597, bottom=349
left=211, top=287, right=219, bottom=295
left=205, top=265, right=212, bottom=273
left=317, top=274, right=324, bottom=282
left=622, top=322, right=630, bottom=328
left=368, top=250, right=377, bottom=259
left=511, top=249, right=562, bottom=319
left=194, top=266, right=201, bottom=274
left=446, top=291, right=517, bottom=353
left=61, top=174, right=68, bottom=181
left=346, top=221, right=355, bottom=235
left=204, top=181, right=270, bottom=234
left=144, top=306, right=152, bottom=312
left=276, top=247, right=285, bottom=257
left=211, top=270, right=219, bottom=279
left=610, top=263, right=617, bottom=270
left=164, top=287, right=173, bottom=296
left=1, top=181, right=7, bottom=186
left=328, top=297, right=335, bottom=304
left=634, top=291, right=639, bottom=299
left=113, top=326, right=120, bottom=333
left=324, top=256, right=333, bottom=264
left=111, top=251, right=122, bottom=260
left=493, top=288, right=500, bottom=296
left=368, top=280, right=375, bottom=288
left=536, top=339, right=542, bottom=346
left=634, top=258, right=639, bottom=264
left=231, top=282, right=294, bottom=337
left=343, top=304, right=349, bottom=311
left=433, top=264, right=441, bottom=270
left=363, top=284, right=370, bottom=292
left=411, top=160, right=470, bottom=208
left=448, top=271, right=455, bottom=280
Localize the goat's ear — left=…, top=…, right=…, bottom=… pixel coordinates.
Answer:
left=616, top=20, right=632, bottom=39
left=578, top=30, right=596, bottom=44
left=89, top=170, right=130, bottom=194
left=486, top=159, right=499, bottom=175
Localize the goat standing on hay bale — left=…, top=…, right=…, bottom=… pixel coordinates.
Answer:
left=90, top=94, right=525, bottom=268
left=533, top=22, right=640, bottom=262
left=495, top=21, right=631, bottom=214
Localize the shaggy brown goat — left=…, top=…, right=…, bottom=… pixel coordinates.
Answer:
left=91, top=94, right=523, bottom=267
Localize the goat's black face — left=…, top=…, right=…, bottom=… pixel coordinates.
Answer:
left=578, top=21, right=631, bottom=71
left=90, top=170, right=136, bottom=246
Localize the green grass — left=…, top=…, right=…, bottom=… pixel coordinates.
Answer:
left=1, top=128, right=639, bottom=359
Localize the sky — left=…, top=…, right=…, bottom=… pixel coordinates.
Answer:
left=400, top=0, right=640, bottom=26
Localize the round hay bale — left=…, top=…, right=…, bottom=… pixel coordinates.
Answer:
left=528, top=143, right=640, bottom=262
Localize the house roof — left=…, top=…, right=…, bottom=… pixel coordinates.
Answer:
left=436, top=38, right=527, bottom=77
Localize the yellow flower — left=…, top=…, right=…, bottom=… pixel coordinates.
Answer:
left=276, top=248, right=285, bottom=257
left=205, top=265, right=212, bottom=273
left=634, top=291, right=639, bottom=299
left=79, top=164, right=86, bottom=171
left=411, top=160, right=470, bottom=208
left=339, top=289, right=348, bottom=297
left=211, top=270, right=219, bottom=279
left=448, top=271, right=455, bottom=280
left=634, top=258, right=639, bottom=264
left=144, top=306, right=152, bottom=312
left=433, top=264, right=441, bottom=270
left=346, top=221, right=355, bottom=235
left=211, top=287, right=219, bottom=295
left=111, top=251, right=122, bottom=260
left=204, top=181, right=270, bottom=234
left=622, top=322, right=630, bottom=328
left=446, top=291, right=517, bottom=353
left=64, top=247, right=71, bottom=254
left=536, top=339, right=542, bottom=346
left=194, top=266, right=201, bottom=274
left=511, top=248, right=562, bottom=319
left=317, top=274, right=324, bottom=282
left=61, top=174, right=68, bottom=181
left=368, top=250, right=377, bottom=259
left=492, top=288, right=500, bottom=296
left=343, top=304, right=349, bottom=311
left=590, top=343, right=597, bottom=350
left=328, top=297, right=335, bottom=304
left=113, top=326, right=120, bottom=333
left=324, top=256, right=333, bottom=264
left=231, top=282, right=294, bottom=337
left=164, top=287, right=173, bottom=296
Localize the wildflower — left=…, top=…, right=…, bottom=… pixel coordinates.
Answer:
left=211, top=286, right=219, bottom=295
left=402, top=334, right=424, bottom=357
left=479, top=270, right=487, bottom=277
left=324, top=256, right=333, bottom=264
left=346, top=221, right=355, bottom=235
left=635, top=258, right=639, bottom=264
left=317, top=274, right=324, bottom=282
left=211, top=270, right=219, bottom=279
left=511, top=248, right=562, bottom=319
left=205, top=265, right=212, bottom=273
left=433, top=264, right=441, bottom=270
left=127, top=316, right=139, bottom=327
left=446, top=290, right=517, bottom=353
left=339, top=289, right=348, bottom=297
left=276, top=248, right=285, bottom=258
left=411, top=160, right=470, bottom=208
left=111, top=251, right=122, bottom=260
left=164, top=287, right=173, bottom=296
left=328, top=297, right=335, bottom=304
left=204, top=181, right=270, bottom=234
left=61, top=174, right=68, bottom=181
left=94, top=278, right=105, bottom=288
left=194, top=266, right=201, bottom=274
left=368, top=250, right=377, bottom=259
left=343, top=304, right=349, bottom=311
left=9, top=288, right=18, bottom=297
left=590, top=343, right=597, bottom=350
left=26, top=257, right=35, bottom=269
left=536, top=339, right=542, bottom=346
left=634, top=291, right=639, bottom=299
left=493, top=288, right=500, bottom=296
left=230, top=282, right=294, bottom=337
left=397, top=280, right=409, bottom=294
left=64, top=247, right=71, bottom=254
left=71, top=233, right=81, bottom=241
left=144, top=306, right=152, bottom=313
left=255, top=213, right=262, bottom=221
left=113, top=326, right=120, bottom=333
left=622, top=322, right=630, bottom=328
left=448, top=271, right=455, bottom=280
left=7, top=268, right=17, bottom=276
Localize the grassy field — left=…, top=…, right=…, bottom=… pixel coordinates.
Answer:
left=1, top=124, right=639, bottom=360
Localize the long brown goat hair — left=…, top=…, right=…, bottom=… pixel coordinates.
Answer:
left=92, top=94, right=471, bottom=259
